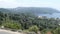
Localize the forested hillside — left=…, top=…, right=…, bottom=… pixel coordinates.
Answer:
left=0, top=8, right=60, bottom=34
left=8, top=7, right=60, bottom=14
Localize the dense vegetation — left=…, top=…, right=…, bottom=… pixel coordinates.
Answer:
left=0, top=8, right=60, bottom=34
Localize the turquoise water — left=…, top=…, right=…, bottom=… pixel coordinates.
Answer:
left=38, top=13, right=60, bottom=18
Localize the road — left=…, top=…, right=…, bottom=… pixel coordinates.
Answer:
left=0, top=31, right=12, bottom=34
left=0, top=29, right=22, bottom=34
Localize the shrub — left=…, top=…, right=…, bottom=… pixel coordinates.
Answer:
left=53, top=27, right=60, bottom=34
left=3, top=22, right=21, bottom=30
left=28, top=25, right=39, bottom=33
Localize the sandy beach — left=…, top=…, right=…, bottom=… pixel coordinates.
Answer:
left=0, top=29, right=23, bottom=34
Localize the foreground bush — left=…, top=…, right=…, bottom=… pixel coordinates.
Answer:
left=28, top=25, right=39, bottom=33
left=3, top=22, right=21, bottom=30
left=53, top=27, right=60, bottom=34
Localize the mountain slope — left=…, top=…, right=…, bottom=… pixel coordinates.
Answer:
left=13, top=7, right=60, bottom=14
left=0, top=7, right=60, bottom=15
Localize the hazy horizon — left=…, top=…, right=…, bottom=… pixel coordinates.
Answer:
left=0, top=0, right=60, bottom=10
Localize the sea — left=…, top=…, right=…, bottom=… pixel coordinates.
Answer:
left=38, top=13, right=60, bottom=18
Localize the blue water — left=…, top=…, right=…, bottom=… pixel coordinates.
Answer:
left=38, top=13, right=60, bottom=18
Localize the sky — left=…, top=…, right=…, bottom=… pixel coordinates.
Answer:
left=0, top=0, right=60, bottom=10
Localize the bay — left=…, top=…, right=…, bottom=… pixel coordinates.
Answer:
left=38, top=13, right=60, bottom=18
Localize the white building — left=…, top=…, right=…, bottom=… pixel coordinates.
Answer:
left=38, top=16, right=43, bottom=18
